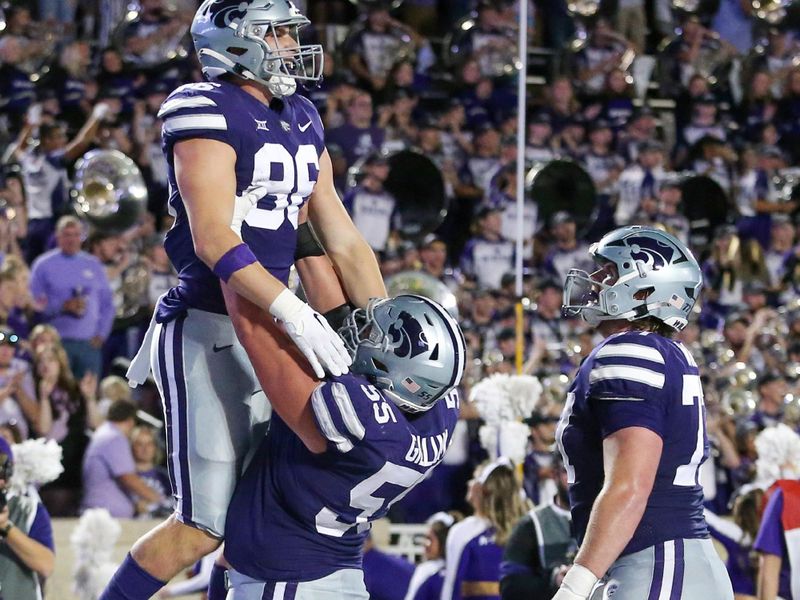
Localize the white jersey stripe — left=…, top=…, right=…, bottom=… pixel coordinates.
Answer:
left=596, top=343, right=665, bottom=364
left=157, top=95, right=217, bottom=118
left=163, top=114, right=227, bottom=133
left=332, top=382, right=366, bottom=440
left=311, top=387, right=354, bottom=453
left=658, top=540, right=676, bottom=600
left=273, top=582, right=286, bottom=599
left=590, top=365, right=665, bottom=389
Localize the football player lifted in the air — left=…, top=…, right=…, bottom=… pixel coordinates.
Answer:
left=101, top=1, right=385, bottom=598
left=554, top=226, right=733, bottom=600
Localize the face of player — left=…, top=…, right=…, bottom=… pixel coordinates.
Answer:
left=263, top=24, right=300, bottom=58
left=590, top=262, right=618, bottom=287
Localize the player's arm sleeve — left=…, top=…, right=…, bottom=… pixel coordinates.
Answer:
left=158, top=87, right=235, bottom=152
left=755, top=488, right=785, bottom=557
left=499, top=516, right=553, bottom=598
left=588, top=339, right=668, bottom=439
left=27, top=503, right=55, bottom=552
left=310, top=381, right=369, bottom=454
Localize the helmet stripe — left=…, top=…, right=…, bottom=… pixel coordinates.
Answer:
left=419, top=296, right=466, bottom=391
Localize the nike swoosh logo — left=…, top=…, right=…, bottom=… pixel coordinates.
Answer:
left=213, top=344, right=234, bottom=353
left=299, top=120, right=312, bottom=132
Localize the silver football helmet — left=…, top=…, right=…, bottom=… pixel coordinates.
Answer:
left=191, top=0, right=323, bottom=97
left=562, top=226, right=703, bottom=331
left=340, top=295, right=467, bottom=413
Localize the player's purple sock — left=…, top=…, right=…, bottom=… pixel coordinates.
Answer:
left=207, top=563, right=227, bottom=600
left=98, top=553, right=167, bottom=600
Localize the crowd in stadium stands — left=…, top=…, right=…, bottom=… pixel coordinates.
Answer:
left=0, top=0, right=799, bottom=596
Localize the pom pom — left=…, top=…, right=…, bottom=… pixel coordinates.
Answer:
left=71, top=508, right=122, bottom=600
left=9, top=438, right=64, bottom=496
left=754, top=423, right=800, bottom=488
left=470, top=373, right=543, bottom=456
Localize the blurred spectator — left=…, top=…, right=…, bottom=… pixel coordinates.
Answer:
left=343, top=4, right=424, bottom=95
left=749, top=373, right=788, bottom=431
left=144, top=233, right=177, bottom=307
left=615, top=139, right=666, bottom=226
left=710, top=0, right=753, bottom=54
left=656, top=178, right=691, bottom=245
left=326, top=91, right=386, bottom=170
left=45, top=40, right=93, bottom=132
left=739, top=71, right=778, bottom=143
left=0, top=36, right=37, bottom=133
left=579, top=119, right=625, bottom=200
left=0, top=329, right=36, bottom=440
left=543, top=212, right=592, bottom=284
left=572, top=18, right=634, bottom=97
left=659, top=14, right=737, bottom=97
left=119, top=0, right=191, bottom=70
left=460, top=205, right=514, bottom=289
left=343, top=153, right=400, bottom=251
left=524, top=112, right=556, bottom=163
left=130, top=425, right=172, bottom=518
left=747, top=28, right=799, bottom=99
left=405, top=512, right=463, bottom=600
left=460, top=124, right=502, bottom=200
left=451, top=0, right=517, bottom=80
left=81, top=399, right=163, bottom=518
left=740, top=145, right=794, bottom=249
left=754, top=482, right=799, bottom=600
left=10, top=103, right=112, bottom=263
left=29, top=216, right=115, bottom=379
left=614, top=0, right=646, bottom=53
left=441, top=460, right=527, bottom=600
left=541, top=77, right=581, bottom=134
left=34, top=346, right=101, bottom=442
left=704, top=488, right=764, bottom=597
left=775, top=67, right=800, bottom=163
left=521, top=413, right=560, bottom=505
left=501, top=453, right=574, bottom=598
left=0, top=437, right=55, bottom=599
left=764, top=216, right=797, bottom=299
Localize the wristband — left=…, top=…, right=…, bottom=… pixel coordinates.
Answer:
left=561, top=564, right=599, bottom=598
left=212, top=243, right=257, bottom=283
left=323, top=303, right=353, bottom=331
left=294, top=221, right=325, bottom=260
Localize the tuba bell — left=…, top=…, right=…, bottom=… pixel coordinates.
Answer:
left=71, top=150, right=148, bottom=233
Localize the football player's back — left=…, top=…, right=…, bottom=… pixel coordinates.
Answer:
left=558, top=330, right=709, bottom=556
left=225, top=373, right=460, bottom=582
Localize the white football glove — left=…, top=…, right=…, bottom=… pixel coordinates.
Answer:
left=552, top=564, right=599, bottom=600
left=269, top=289, right=352, bottom=379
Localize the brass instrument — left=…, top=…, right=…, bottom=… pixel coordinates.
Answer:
left=524, top=159, right=596, bottom=237
left=347, top=150, right=448, bottom=241
left=384, top=270, right=458, bottom=317
left=71, top=150, right=148, bottom=233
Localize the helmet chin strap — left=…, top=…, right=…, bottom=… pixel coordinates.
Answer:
left=199, top=48, right=298, bottom=97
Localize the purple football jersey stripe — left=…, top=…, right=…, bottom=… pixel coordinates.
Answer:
left=670, top=539, right=685, bottom=600
left=647, top=542, right=664, bottom=600
left=157, top=322, right=179, bottom=502
left=172, top=314, right=194, bottom=523
left=261, top=581, right=276, bottom=599
left=284, top=582, right=298, bottom=600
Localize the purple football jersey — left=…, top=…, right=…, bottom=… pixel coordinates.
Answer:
left=224, top=373, right=460, bottom=582
left=556, top=330, right=710, bottom=556
left=156, top=80, right=325, bottom=322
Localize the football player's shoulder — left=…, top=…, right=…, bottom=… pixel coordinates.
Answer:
left=158, top=81, right=228, bottom=117
left=588, top=330, right=668, bottom=394
left=158, top=81, right=236, bottom=145
left=311, top=374, right=405, bottom=454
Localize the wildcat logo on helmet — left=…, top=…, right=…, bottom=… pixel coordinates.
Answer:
left=626, top=235, right=686, bottom=270
left=204, top=0, right=253, bottom=28
left=388, top=311, right=430, bottom=359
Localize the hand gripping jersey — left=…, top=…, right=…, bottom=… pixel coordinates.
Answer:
left=556, top=330, right=710, bottom=556
left=156, top=80, right=325, bottom=322
left=224, top=374, right=460, bottom=582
